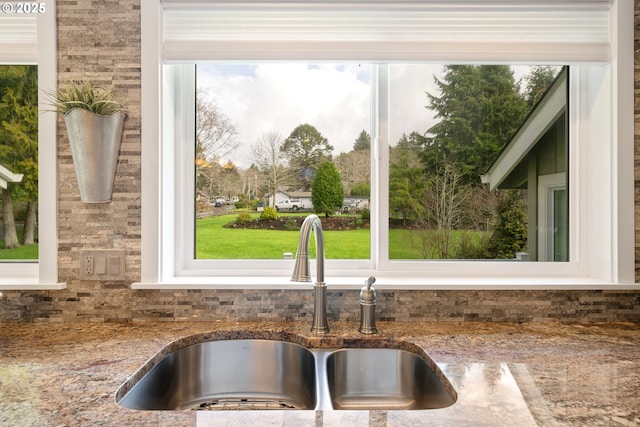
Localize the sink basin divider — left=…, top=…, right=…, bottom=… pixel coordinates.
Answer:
left=311, top=349, right=334, bottom=411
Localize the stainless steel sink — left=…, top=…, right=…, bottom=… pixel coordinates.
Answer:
left=117, top=339, right=317, bottom=410
left=324, top=348, right=456, bottom=410
left=116, top=339, right=456, bottom=412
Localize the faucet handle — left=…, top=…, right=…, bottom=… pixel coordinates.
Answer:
left=360, top=276, right=377, bottom=304
left=359, top=276, right=377, bottom=334
left=365, top=276, right=376, bottom=290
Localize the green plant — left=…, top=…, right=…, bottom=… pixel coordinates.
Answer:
left=235, top=212, right=253, bottom=224
left=260, top=207, right=278, bottom=220
left=485, top=190, right=527, bottom=259
left=46, top=81, right=126, bottom=115
left=311, top=161, right=344, bottom=217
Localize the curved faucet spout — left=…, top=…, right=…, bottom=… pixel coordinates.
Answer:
left=291, top=214, right=328, bottom=333
left=291, top=214, right=325, bottom=283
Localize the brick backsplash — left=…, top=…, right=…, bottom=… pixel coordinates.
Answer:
left=0, top=0, right=638, bottom=323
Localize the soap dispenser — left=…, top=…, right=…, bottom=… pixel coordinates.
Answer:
left=358, top=276, right=377, bottom=334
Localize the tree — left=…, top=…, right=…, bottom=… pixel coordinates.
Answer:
left=281, top=124, right=333, bottom=190
left=424, top=65, right=528, bottom=184
left=195, top=90, right=241, bottom=199
left=196, top=89, right=240, bottom=162
left=485, top=190, right=527, bottom=259
left=350, top=182, right=370, bottom=197
left=405, top=163, right=467, bottom=259
left=335, top=149, right=369, bottom=196
left=311, top=162, right=344, bottom=217
left=251, top=131, right=294, bottom=207
left=389, top=134, right=425, bottom=225
left=353, top=129, right=370, bottom=150
left=0, top=65, right=38, bottom=249
left=523, top=66, right=562, bottom=108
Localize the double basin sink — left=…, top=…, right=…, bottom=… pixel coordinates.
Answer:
left=116, top=338, right=456, bottom=412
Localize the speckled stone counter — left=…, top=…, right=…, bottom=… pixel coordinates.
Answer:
left=1, top=321, right=638, bottom=426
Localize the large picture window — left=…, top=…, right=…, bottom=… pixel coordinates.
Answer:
left=139, top=0, right=634, bottom=287
left=193, top=63, right=567, bottom=263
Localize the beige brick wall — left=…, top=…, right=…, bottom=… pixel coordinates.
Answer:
left=0, top=0, right=638, bottom=322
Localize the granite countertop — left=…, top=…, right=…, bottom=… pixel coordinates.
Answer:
left=0, top=320, right=638, bottom=426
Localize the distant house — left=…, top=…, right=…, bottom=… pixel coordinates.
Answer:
left=0, top=163, right=23, bottom=189
left=268, top=191, right=313, bottom=208
left=481, top=68, right=568, bottom=262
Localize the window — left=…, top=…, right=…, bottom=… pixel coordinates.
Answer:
left=194, top=63, right=371, bottom=260
left=0, top=0, right=60, bottom=289
left=139, top=0, right=634, bottom=288
left=0, top=65, right=38, bottom=261
left=538, top=173, right=568, bottom=262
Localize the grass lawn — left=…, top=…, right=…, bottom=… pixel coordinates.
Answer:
left=195, top=213, right=489, bottom=260
left=0, top=243, right=38, bottom=260
left=196, top=214, right=370, bottom=259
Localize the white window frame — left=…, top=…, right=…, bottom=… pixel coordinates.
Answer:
left=0, top=0, right=63, bottom=290
left=138, top=0, right=636, bottom=290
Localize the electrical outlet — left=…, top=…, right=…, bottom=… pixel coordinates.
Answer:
left=84, top=255, right=94, bottom=275
left=80, top=250, right=125, bottom=280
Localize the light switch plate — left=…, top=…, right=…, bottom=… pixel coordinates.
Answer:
left=80, top=249, right=126, bottom=281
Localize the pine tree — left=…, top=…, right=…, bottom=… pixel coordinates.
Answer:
left=424, top=65, right=528, bottom=184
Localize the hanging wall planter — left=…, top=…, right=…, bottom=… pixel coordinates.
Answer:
left=48, top=81, right=126, bottom=203
left=64, top=108, right=125, bottom=203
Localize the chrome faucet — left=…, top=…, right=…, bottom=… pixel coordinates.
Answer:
left=291, top=214, right=328, bottom=333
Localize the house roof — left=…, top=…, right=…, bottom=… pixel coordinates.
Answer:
left=279, top=191, right=312, bottom=199
left=0, top=163, right=23, bottom=189
left=481, top=68, right=567, bottom=191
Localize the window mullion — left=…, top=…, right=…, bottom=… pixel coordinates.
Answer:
left=373, top=64, right=390, bottom=269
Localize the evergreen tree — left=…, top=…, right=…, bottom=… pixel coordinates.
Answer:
left=424, top=65, right=528, bottom=184
left=353, top=129, right=370, bottom=151
left=485, top=191, right=527, bottom=259
left=311, top=161, right=343, bottom=217
left=523, top=66, right=562, bottom=108
left=389, top=142, right=424, bottom=226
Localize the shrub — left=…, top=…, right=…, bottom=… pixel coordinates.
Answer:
left=360, top=208, right=370, bottom=220
left=485, top=191, right=527, bottom=259
left=260, top=207, right=278, bottom=221
left=312, top=161, right=344, bottom=217
left=235, top=212, right=253, bottom=224
left=454, top=231, right=490, bottom=259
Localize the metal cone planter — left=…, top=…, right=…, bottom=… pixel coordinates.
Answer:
left=64, top=108, right=125, bottom=203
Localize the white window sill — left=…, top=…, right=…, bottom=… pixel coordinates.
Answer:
left=0, top=282, right=66, bottom=290
left=132, top=276, right=639, bottom=291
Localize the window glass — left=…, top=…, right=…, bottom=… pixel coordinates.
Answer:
left=193, top=63, right=567, bottom=264
left=194, top=64, right=371, bottom=260
left=0, top=65, right=38, bottom=261
left=388, top=64, right=568, bottom=262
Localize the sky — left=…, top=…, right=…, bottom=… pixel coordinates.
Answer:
left=197, top=64, right=533, bottom=169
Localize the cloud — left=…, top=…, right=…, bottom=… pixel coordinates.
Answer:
left=197, top=64, right=371, bottom=168
left=197, top=63, right=536, bottom=169
left=389, top=64, right=443, bottom=142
